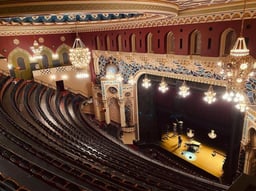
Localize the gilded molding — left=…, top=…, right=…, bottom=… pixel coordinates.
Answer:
left=0, top=1, right=178, bottom=17
left=0, top=1, right=256, bottom=35
left=92, top=50, right=227, bottom=87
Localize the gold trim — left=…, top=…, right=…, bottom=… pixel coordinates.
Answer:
left=0, top=0, right=178, bottom=17
left=92, top=50, right=227, bottom=87
left=0, top=1, right=256, bottom=35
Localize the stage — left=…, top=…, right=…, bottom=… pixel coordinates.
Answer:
left=160, top=132, right=226, bottom=178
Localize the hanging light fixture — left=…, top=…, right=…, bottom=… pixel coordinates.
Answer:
left=235, top=101, right=248, bottom=112
left=208, top=130, right=217, bottom=139
left=219, top=0, right=256, bottom=112
left=142, top=74, right=151, bottom=89
left=30, top=40, right=43, bottom=59
left=76, top=71, right=89, bottom=79
left=178, top=81, right=190, bottom=98
left=158, top=77, right=169, bottom=93
left=128, top=76, right=135, bottom=85
left=115, top=72, right=123, bottom=82
left=187, top=129, right=194, bottom=139
left=69, top=33, right=91, bottom=69
left=203, top=85, right=217, bottom=104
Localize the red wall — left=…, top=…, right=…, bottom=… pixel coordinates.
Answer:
left=0, top=33, right=75, bottom=58
left=82, top=19, right=256, bottom=58
left=1, top=19, right=255, bottom=58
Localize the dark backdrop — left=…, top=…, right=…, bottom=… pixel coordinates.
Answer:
left=137, top=74, right=244, bottom=183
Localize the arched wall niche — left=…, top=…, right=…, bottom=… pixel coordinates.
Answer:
left=56, top=43, right=70, bottom=65
left=40, top=46, right=53, bottom=68
left=7, top=44, right=72, bottom=79
left=190, top=29, right=201, bottom=55
left=219, top=28, right=236, bottom=57
left=166, top=31, right=175, bottom=54
left=8, top=47, right=31, bottom=79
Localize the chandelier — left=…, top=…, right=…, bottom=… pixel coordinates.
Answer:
left=128, top=76, right=135, bottom=85
left=158, top=77, right=169, bottom=93
left=30, top=40, right=43, bottom=59
left=76, top=70, right=89, bottom=79
left=116, top=72, right=123, bottom=82
left=142, top=75, right=151, bottom=88
left=69, top=34, right=91, bottom=69
left=203, top=85, right=217, bottom=104
left=208, top=130, right=217, bottom=139
left=178, top=81, right=190, bottom=98
left=187, top=129, right=194, bottom=139
left=218, top=0, right=256, bottom=112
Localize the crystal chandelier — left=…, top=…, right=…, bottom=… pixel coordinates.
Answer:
left=142, top=75, right=151, bottom=88
left=128, top=76, right=135, bottom=85
left=116, top=72, right=123, bottom=82
left=203, top=85, right=216, bottom=104
left=219, top=0, right=256, bottom=112
left=30, top=40, right=43, bottom=59
left=235, top=101, right=248, bottom=112
left=222, top=89, right=245, bottom=103
left=76, top=70, right=89, bottom=79
left=69, top=34, right=91, bottom=69
left=178, top=81, right=190, bottom=98
left=158, top=77, right=168, bottom=93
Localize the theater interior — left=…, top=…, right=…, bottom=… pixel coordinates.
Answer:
left=0, top=0, right=256, bottom=191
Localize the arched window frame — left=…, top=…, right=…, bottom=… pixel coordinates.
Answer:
left=166, top=31, right=175, bottom=54
left=117, top=34, right=122, bottom=51
left=147, top=32, right=153, bottom=53
left=219, top=28, right=237, bottom=56
left=190, top=30, right=201, bottom=55
left=106, top=35, right=111, bottom=51
left=131, top=33, right=136, bottom=52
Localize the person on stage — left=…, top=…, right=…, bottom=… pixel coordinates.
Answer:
left=178, top=135, right=182, bottom=148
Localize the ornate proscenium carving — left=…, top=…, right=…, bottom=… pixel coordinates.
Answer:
left=93, top=50, right=226, bottom=87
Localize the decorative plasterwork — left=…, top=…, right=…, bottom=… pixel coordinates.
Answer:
left=93, top=50, right=256, bottom=105
left=0, top=14, right=167, bottom=36
left=0, top=1, right=178, bottom=17
left=0, top=1, right=256, bottom=35
left=93, top=50, right=226, bottom=86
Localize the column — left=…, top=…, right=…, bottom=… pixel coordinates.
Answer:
left=119, top=99, right=126, bottom=128
left=103, top=100, right=110, bottom=124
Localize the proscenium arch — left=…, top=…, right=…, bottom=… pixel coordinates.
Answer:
left=132, top=70, right=227, bottom=141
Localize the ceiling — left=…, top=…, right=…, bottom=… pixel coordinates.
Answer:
left=0, top=0, right=255, bottom=35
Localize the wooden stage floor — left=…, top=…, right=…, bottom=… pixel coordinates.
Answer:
left=160, top=132, right=226, bottom=178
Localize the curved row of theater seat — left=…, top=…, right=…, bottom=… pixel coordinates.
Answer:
left=0, top=74, right=230, bottom=191
left=0, top=172, right=30, bottom=191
